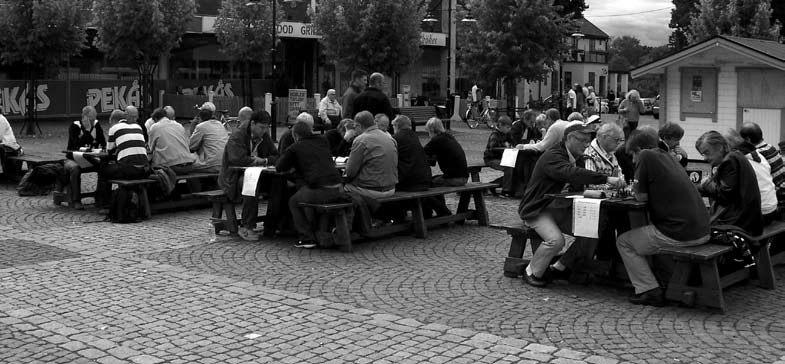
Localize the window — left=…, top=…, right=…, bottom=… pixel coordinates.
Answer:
left=680, top=67, right=717, bottom=121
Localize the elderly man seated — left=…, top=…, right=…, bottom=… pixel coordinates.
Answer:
left=276, top=122, right=345, bottom=249
left=344, top=111, right=397, bottom=199
left=190, top=104, right=229, bottom=173
left=325, top=118, right=355, bottom=157
left=518, top=124, right=625, bottom=288
left=279, top=112, right=314, bottom=154
left=148, top=107, right=196, bottom=175
left=318, top=88, right=342, bottom=129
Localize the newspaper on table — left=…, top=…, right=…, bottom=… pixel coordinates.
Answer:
left=500, top=148, right=518, bottom=168
left=241, top=167, right=264, bottom=197
left=572, top=197, right=604, bottom=238
left=71, top=152, right=94, bottom=168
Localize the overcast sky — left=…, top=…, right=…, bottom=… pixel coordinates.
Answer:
left=584, top=0, right=674, bottom=46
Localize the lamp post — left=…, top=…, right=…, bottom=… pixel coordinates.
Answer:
left=246, top=0, right=278, bottom=140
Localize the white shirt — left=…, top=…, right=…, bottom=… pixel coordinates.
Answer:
left=567, top=89, right=577, bottom=108
left=0, top=114, right=20, bottom=151
left=746, top=152, right=778, bottom=215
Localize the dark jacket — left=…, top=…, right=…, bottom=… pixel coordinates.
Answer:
left=483, top=129, right=513, bottom=163
left=67, top=120, right=106, bottom=151
left=394, top=129, right=432, bottom=191
left=657, top=139, right=688, bottom=167
left=699, top=151, right=763, bottom=235
left=218, top=121, right=260, bottom=202
left=342, top=84, right=361, bottom=119
left=278, top=129, right=295, bottom=154
left=325, top=128, right=352, bottom=157
left=510, top=120, right=541, bottom=145
left=518, top=142, right=608, bottom=221
left=275, top=134, right=342, bottom=188
left=255, top=133, right=279, bottom=164
left=424, top=132, right=468, bottom=179
left=352, top=86, right=395, bottom=120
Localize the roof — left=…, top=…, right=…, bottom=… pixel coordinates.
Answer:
left=575, top=18, right=609, bottom=39
left=631, top=35, right=785, bottom=78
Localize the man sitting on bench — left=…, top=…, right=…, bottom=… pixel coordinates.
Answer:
left=424, top=117, right=468, bottom=217
left=218, top=109, right=273, bottom=241
left=518, top=124, right=624, bottom=288
left=276, top=122, right=345, bottom=249
left=190, top=103, right=229, bottom=173
left=96, top=110, right=151, bottom=214
left=616, top=128, right=710, bottom=307
left=0, top=112, right=22, bottom=179
left=149, top=107, right=196, bottom=175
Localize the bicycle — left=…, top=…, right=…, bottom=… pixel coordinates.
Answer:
left=464, top=99, right=498, bottom=129
left=190, top=105, right=239, bottom=133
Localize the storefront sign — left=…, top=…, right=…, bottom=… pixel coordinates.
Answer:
left=277, top=22, right=321, bottom=39
left=0, top=83, right=52, bottom=116
left=420, top=32, right=447, bottom=47
left=288, top=89, right=307, bottom=118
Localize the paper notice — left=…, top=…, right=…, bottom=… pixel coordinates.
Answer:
left=500, top=149, right=518, bottom=168
left=572, top=198, right=603, bottom=238
left=72, top=152, right=94, bottom=168
left=241, top=167, right=263, bottom=197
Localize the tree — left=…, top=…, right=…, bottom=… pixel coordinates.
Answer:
left=92, top=0, right=195, bottom=113
left=552, top=0, right=588, bottom=19
left=0, top=0, right=89, bottom=134
left=686, top=0, right=780, bottom=43
left=311, top=0, right=425, bottom=77
left=773, top=0, right=785, bottom=38
left=669, top=0, right=699, bottom=50
left=214, top=0, right=284, bottom=106
left=458, top=0, right=570, bottom=114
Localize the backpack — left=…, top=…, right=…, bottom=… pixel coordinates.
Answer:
left=107, top=188, right=142, bottom=223
left=710, top=225, right=756, bottom=274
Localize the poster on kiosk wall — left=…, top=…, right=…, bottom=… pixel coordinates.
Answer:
left=288, top=89, right=307, bottom=122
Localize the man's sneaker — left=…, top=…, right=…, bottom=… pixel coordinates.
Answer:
left=238, top=228, right=260, bottom=241
left=53, top=191, right=66, bottom=206
left=294, top=240, right=316, bottom=249
left=628, top=287, right=665, bottom=307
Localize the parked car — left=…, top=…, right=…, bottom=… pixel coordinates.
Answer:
left=652, top=95, right=660, bottom=119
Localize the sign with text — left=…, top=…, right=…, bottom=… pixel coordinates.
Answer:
left=277, top=22, right=321, bottom=39
left=287, top=89, right=307, bottom=119
left=420, top=32, right=447, bottom=47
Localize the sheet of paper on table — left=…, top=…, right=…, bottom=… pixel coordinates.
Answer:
left=500, top=148, right=518, bottom=167
left=71, top=151, right=94, bottom=168
left=572, top=197, right=604, bottom=238
left=242, top=167, right=264, bottom=196
left=334, top=156, right=348, bottom=164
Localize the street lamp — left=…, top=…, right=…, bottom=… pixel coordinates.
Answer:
left=558, top=31, right=584, bottom=117
left=246, top=0, right=278, bottom=140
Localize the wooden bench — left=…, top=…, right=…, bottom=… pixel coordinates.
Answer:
left=110, top=172, right=220, bottom=218
left=192, top=190, right=239, bottom=235
left=661, top=220, right=785, bottom=313
left=397, top=106, right=450, bottom=131
left=5, top=155, right=63, bottom=181
left=300, top=182, right=498, bottom=251
left=466, top=161, right=487, bottom=183
left=494, top=221, right=541, bottom=278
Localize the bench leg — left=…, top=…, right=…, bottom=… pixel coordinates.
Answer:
left=503, top=230, right=528, bottom=278
left=755, top=242, right=775, bottom=289
left=665, top=259, right=695, bottom=307
left=470, top=171, right=480, bottom=183
left=412, top=199, right=427, bottom=239
left=333, top=209, right=352, bottom=251
left=471, top=191, right=489, bottom=226
left=138, top=187, right=152, bottom=220
left=697, top=260, right=726, bottom=313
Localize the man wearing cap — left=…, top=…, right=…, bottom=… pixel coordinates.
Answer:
left=318, top=89, right=342, bottom=129
left=518, top=123, right=625, bottom=287
left=189, top=104, right=230, bottom=173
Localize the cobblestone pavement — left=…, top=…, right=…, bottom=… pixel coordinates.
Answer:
left=2, top=117, right=784, bottom=363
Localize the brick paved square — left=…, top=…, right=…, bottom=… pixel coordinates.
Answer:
left=0, top=239, right=81, bottom=268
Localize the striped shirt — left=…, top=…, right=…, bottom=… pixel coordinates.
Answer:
left=755, top=142, right=785, bottom=190
left=584, top=139, right=622, bottom=190
left=108, top=121, right=148, bottom=166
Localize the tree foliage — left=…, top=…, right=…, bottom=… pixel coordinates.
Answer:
left=773, top=0, right=785, bottom=38
left=458, top=0, right=570, bottom=89
left=668, top=0, right=699, bottom=50
left=311, top=0, right=425, bottom=75
left=0, top=0, right=89, bottom=70
left=214, top=0, right=284, bottom=63
left=552, top=0, right=588, bottom=19
left=92, top=0, right=195, bottom=63
left=686, top=0, right=780, bottom=43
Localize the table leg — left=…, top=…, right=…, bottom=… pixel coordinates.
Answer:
left=263, top=176, right=286, bottom=237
